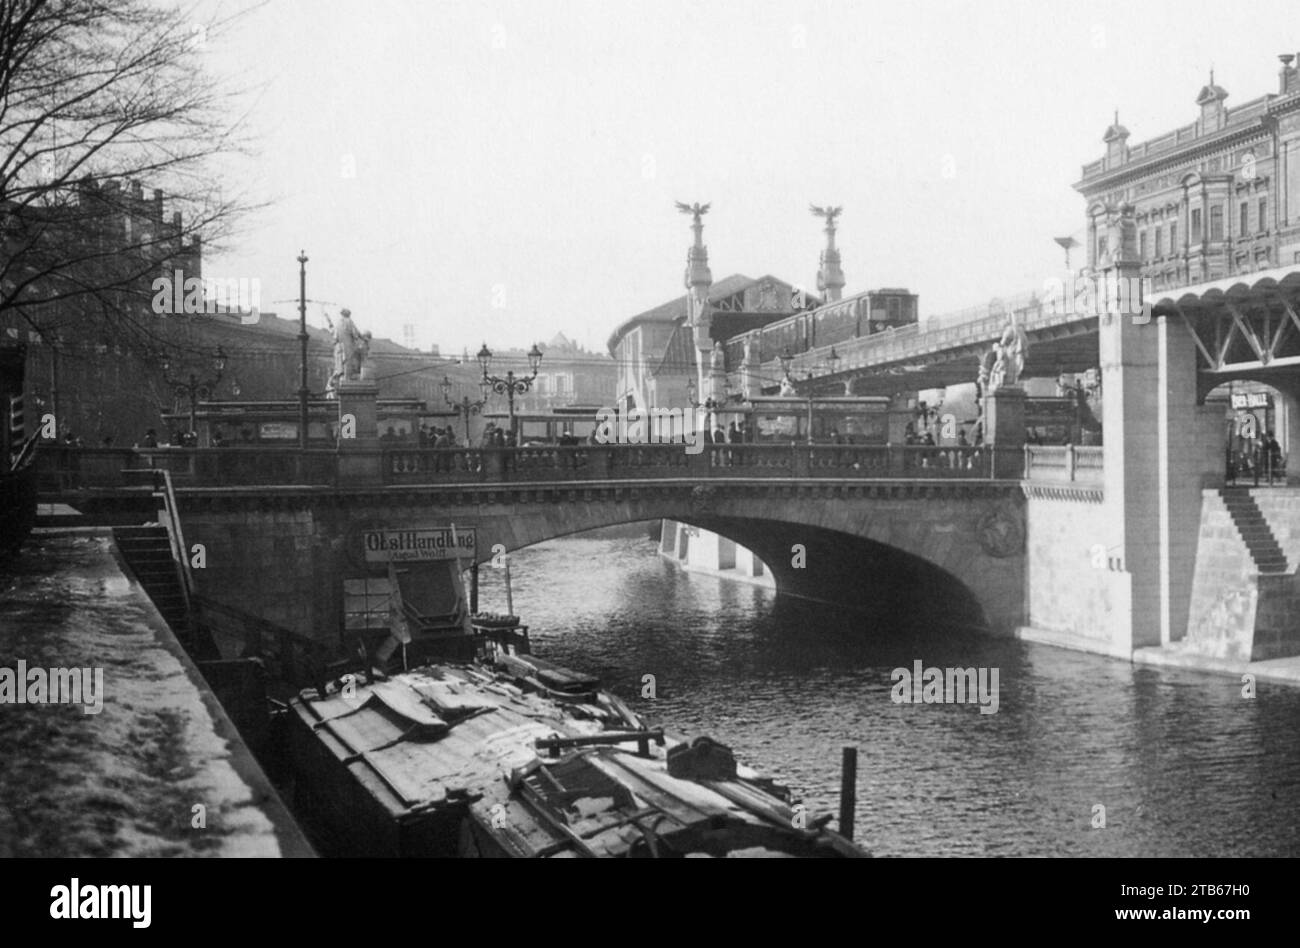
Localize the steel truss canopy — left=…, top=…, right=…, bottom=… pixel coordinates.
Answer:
left=1153, top=266, right=1300, bottom=387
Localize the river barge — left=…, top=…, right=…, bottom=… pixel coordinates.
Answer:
left=286, top=642, right=866, bottom=858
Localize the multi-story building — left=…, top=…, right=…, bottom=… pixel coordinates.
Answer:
left=607, top=273, right=812, bottom=416
left=1076, top=55, right=1300, bottom=288
left=494, top=332, right=616, bottom=413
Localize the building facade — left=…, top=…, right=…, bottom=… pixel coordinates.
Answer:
left=1077, top=57, right=1300, bottom=288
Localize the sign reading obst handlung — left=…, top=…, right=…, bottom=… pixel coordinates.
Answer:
left=364, top=528, right=477, bottom=563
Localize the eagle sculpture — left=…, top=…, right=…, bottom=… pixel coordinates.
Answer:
left=675, top=201, right=711, bottom=223
left=810, top=204, right=843, bottom=224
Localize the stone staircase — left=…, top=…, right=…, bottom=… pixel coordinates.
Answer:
left=113, top=524, right=190, bottom=631
left=1219, top=489, right=1290, bottom=575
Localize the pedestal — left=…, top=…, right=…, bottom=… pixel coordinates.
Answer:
left=337, top=378, right=381, bottom=484
left=984, top=386, right=1026, bottom=478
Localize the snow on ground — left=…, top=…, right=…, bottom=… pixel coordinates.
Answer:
left=0, top=533, right=286, bottom=857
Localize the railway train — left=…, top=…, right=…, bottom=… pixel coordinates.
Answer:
left=723, top=287, right=919, bottom=371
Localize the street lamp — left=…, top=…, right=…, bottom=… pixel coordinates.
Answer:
left=442, top=374, right=489, bottom=444
left=478, top=342, right=543, bottom=440
left=162, top=345, right=226, bottom=443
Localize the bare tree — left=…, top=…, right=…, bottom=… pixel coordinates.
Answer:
left=0, top=0, right=256, bottom=361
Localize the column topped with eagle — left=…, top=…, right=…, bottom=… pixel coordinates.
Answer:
left=811, top=204, right=845, bottom=303
left=676, top=201, right=714, bottom=400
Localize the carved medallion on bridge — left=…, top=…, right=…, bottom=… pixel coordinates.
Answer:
left=690, top=485, right=717, bottom=514
left=975, top=503, right=1024, bottom=558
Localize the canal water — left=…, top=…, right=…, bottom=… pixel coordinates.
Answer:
left=477, top=531, right=1300, bottom=857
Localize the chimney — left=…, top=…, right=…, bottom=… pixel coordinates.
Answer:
left=1281, top=54, right=1298, bottom=95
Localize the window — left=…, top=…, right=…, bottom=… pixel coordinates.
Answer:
left=888, top=297, right=900, bottom=320
left=1259, top=197, right=1268, bottom=233
left=1170, top=222, right=1177, bottom=251
left=1191, top=208, right=1202, bottom=243
left=344, top=577, right=393, bottom=630
left=1209, top=206, right=1223, bottom=241
left=1154, top=227, right=1162, bottom=257
left=1241, top=202, right=1249, bottom=237
left=1097, top=236, right=1108, bottom=262
left=1139, top=231, right=1147, bottom=258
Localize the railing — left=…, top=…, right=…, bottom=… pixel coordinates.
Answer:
left=192, top=594, right=324, bottom=687
left=1023, top=445, right=1104, bottom=484
left=153, top=468, right=194, bottom=617
left=36, top=442, right=1106, bottom=489
left=35, top=445, right=340, bottom=491
left=381, top=444, right=1026, bottom=481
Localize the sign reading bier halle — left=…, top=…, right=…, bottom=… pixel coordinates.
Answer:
left=364, top=527, right=476, bottom=562
left=1231, top=392, right=1271, bottom=411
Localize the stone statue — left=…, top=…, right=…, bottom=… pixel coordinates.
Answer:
left=323, top=308, right=369, bottom=395
left=987, top=314, right=1028, bottom=392
left=711, top=341, right=724, bottom=372
left=350, top=329, right=372, bottom=380
left=675, top=201, right=711, bottom=226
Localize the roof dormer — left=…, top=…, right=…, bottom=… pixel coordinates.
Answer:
left=1102, top=111, right=1129, bottom=168
left=1196, top=71, right=1228, bottom=132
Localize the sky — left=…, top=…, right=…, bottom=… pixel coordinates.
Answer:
left=201, top=0, right=1300, bottom=355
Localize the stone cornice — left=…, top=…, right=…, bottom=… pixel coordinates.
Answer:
left=1077, top=124, right=1269, bottom=195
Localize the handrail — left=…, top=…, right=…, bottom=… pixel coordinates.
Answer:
left=154, top=467, right=195, bottom=616
left=191, top=593, right=322, bottom=685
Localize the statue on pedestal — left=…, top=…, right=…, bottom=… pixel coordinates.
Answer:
left=986, top=314, right=1028, bottom=393
left=324, top=308, right=368, bottom=395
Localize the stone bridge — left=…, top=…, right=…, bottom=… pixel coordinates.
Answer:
left=151, top=476, right=1026, bottom=656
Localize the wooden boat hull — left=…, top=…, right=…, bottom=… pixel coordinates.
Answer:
left=285, top=660, right=869, bottom=858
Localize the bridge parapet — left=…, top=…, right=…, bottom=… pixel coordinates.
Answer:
left=1023, top=445, right=1104, bottom=485
left=35, top=443, right=1040, bottom=492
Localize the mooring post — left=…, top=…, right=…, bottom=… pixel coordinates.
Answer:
left=839, top=745, right=858, bottom=841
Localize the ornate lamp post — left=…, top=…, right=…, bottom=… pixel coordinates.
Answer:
left=442, top=374, right=490, bottom=444
left=162, top=345, right=226, bottom=442
left=478, top=342, right=542, bottom=440
left=296, top=251, right=309, bottom=449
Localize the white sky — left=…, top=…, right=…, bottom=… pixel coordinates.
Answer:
left=204, top=0, right=1299, bottom=354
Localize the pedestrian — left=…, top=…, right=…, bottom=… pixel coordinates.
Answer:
left=1264, top=431, right=1282, bottom=484
left=433, top=426, right=450, bottom=472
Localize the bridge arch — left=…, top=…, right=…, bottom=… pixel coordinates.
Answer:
left=446, top=483, right=1026, bottom=635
